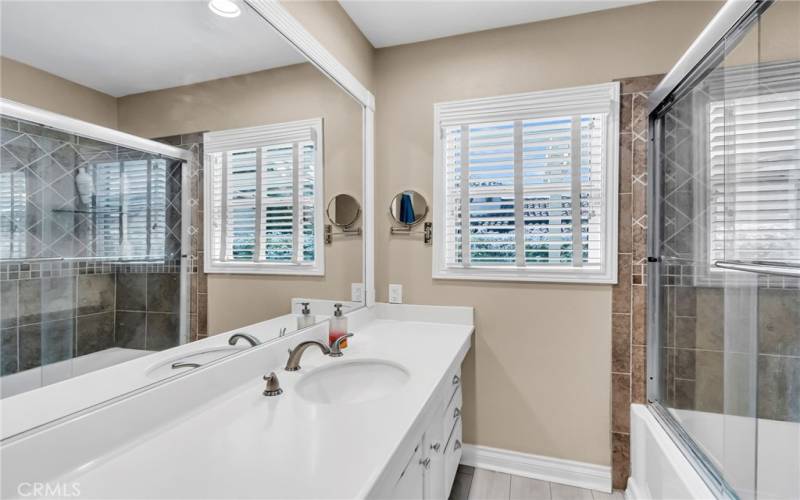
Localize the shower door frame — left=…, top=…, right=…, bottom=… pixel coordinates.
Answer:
left=644, top=0, right=772, bottom=498
left=0, top=97, right=195, bottom=346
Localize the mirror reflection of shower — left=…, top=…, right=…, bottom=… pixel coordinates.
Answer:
left=0, top=113, right=188, bottom=398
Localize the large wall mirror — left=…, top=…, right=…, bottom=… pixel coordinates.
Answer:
left=0, top=0, right=367, bottom=436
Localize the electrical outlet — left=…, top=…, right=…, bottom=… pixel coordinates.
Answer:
left=388, top=284, right=403, bottom=304
left=351, top=283, right=364, bottom=302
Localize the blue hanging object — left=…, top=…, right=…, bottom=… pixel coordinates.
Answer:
left=399, top=193, right=416, bottom=224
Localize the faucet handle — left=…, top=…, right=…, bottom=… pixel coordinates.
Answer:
left=263, top=372, right=283, bottom=396
left=329, top=333, right=354, bottom=357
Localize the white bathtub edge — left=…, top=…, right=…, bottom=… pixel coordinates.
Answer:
left=628, top=404, right=716, bottom=500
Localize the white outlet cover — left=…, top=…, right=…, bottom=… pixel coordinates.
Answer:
left=388, top=284, right=403, bottom=304
left=351, top=283, right=364, bottom=303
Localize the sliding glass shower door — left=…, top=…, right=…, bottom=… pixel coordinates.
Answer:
left=650, top=1, right=799, bottom=498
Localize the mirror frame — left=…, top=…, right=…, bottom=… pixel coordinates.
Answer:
left=247, top=0, right=376, bottom=307
left=0, top=0, right=376, bottom=441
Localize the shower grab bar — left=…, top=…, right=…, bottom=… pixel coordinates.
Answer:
left=713, top=260, right=800, bottom=278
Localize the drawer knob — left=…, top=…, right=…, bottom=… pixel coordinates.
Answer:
left=452, top=375, right=460, bottom=385
left=454, top=440, right=462, bottom=451
left=430, top=442, right=441, bottom=452
left=453, top=407, right=461, bottom=419
left=420, top=457, right=431, bottom=469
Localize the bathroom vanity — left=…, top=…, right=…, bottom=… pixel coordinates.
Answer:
left=0, top=304, right=473, bottom=499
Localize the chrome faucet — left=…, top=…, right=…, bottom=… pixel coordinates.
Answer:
left=329, top=333, right=354, bottom=357
left=285, top=340, right=330, bottom=371
left=229, top=333, right=261, bottom=347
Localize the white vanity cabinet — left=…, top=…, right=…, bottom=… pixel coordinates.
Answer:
left=380, top=366, right=464, bottom=500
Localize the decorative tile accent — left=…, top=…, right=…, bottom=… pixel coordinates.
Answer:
left=610, top=74, right=661, bottom=489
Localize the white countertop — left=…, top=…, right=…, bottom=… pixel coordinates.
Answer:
left=48, top=316, right=472, bottom=499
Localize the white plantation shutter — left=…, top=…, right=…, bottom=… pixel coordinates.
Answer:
left=94, top=159, right=168, bottom=260
left=0, top=170, right=26, bottom=259
left=204, top=119, right=323, bottom=275
left=434, top=83, right=619, bottom=283
left=709, top=89, right=800, bottom=264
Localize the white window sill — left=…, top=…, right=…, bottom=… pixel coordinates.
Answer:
left=432, top=266, right=617, bottom=285
left=205, top=261, right=324, bottom=276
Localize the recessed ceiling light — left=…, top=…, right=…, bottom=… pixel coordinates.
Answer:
left=208, top=0, right=241, bottom=18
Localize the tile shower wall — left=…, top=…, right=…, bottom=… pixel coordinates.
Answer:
left=610, top=74, right=661, bottom=489
left=0, top=117, right=186, bottom=376
left=155, top=132, right=207, bottom=342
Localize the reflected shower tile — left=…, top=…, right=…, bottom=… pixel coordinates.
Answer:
left=18, top=279, right=42, bottom=325
left=147, top=273, right=179, bottom=313
left=758, top=289, right=800, bottom=356
left=40, top=276, right=76, bottom=322
left=77, top=312, right=114, bottom=356
left=115, top=311, right=146, bottom=350
left=0, top=281, right=18, bottom=328
left=758, top=355, right=800, bottom=422
left=146, top=313, right=179, bottom=351
left=1, top=327, right=18, bottom=375
left=18, top=323, right=42, bottom=371
left=41, top=318, right=74, bottom=364
left=77, top=274, right=115, bottom=315
left=4, top=134, right=44, bottom=165
left=116, top=273, right=146, bottom=311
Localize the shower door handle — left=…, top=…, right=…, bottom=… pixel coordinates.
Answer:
left=714, top=260, right=800, bottom=278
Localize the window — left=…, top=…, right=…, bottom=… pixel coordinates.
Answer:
left=204, top=118, right=323, bottom=275
left=94, top=159, right=168, bottom=260
left=433, top=83, right=620, bottom=283
left=708, top=89, right=800, bottom=265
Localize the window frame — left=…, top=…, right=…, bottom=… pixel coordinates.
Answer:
left=203, top=118, right=325, bottom=276
left=432, top=83, right=620, bottom=284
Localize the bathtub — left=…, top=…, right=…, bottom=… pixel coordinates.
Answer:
left=628, top=404, right=715, bottom=499
left=629, top=404, right=800, bottom=500
left=0, top=347, right=150, bottom=399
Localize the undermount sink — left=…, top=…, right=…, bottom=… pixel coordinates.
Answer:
left=145, top=346, right=247, bottom=379
left=296, top=359, right=409, bottom=405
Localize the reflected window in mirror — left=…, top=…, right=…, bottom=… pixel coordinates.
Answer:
left=204, top=119, right=324, bottom=275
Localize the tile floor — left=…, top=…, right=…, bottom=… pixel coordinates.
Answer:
left=449, top=466, right=625, bottom=500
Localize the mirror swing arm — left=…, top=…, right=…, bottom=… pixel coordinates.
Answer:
left=325, top=225, right=362, bottom=244
left=389, top=222, right=432, bottom=244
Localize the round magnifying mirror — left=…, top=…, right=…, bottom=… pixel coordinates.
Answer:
left=389, top=191, right=428, bottom=226
left=326, top=194, right=361, bottom=228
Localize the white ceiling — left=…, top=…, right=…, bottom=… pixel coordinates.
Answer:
left=339, top=0, right=656, bottom=48
left=0, top=1, right=306, bottom=97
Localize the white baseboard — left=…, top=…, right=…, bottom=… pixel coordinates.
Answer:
left=460, top=444, right=612, bottom=493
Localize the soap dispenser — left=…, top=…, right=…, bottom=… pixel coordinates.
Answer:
left=329, top=303, right=348, bottom=349
left=297, top=302, right=315, bottom=329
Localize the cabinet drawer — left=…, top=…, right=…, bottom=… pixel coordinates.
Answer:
left=443, top=416, right=463, bottom=496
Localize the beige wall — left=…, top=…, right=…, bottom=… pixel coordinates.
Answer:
left=0, top=57, right=118, bottom=129
left=373, top=1, right=722, bottom=466
left=117, top=63, right=363, bottom=334
left=279, top=0, right=376, bottom=92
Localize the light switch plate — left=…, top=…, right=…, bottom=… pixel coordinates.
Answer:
left=351, top=283, right=364, bottom=303
left=388, top=284, right=403, bottom=304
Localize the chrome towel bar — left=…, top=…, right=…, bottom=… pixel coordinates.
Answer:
left=713, top=260, right=800, bottom=278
